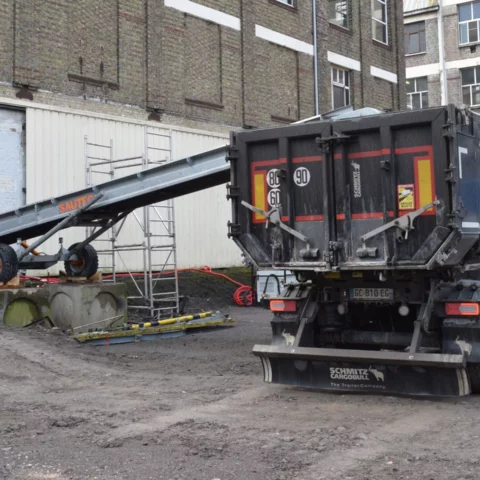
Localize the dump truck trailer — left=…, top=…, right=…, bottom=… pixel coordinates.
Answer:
left=227, top=104, right=480, bottom=397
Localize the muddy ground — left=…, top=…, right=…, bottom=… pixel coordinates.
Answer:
left=1, top=306, right=480, bottom=480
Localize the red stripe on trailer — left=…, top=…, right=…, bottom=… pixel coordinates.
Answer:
left=348, top=149, right=390, bottom=159
left=251, top=158, right=288, bottom=167
left=351, top=211, right=395, bottom=220
left=296, top=215, right=324, bottom=222
left=292, top=156, right=323, bottom=163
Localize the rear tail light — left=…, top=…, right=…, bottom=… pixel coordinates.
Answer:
left=270, top=300, right=297, bottom=312
left=445, top=302, right=480, bottom=316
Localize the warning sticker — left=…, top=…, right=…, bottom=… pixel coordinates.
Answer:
left=398, top=184, right=415, bottom=210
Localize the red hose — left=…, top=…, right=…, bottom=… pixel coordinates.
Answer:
left=20, top=266, right=254, bottom=307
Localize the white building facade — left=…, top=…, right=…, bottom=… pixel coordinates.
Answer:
left=404, top=0, right=480, bottom=109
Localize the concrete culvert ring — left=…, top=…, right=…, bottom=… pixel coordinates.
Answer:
left=90, top=293, right=122, bottom=329
left=50, top=292, right=74, bottom=330
left=3, top=299, right=41, bottom=327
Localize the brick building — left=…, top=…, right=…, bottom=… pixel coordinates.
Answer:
left=0, top=0, right=406, bottom=131
left=404, top=0, right=480, bottom=109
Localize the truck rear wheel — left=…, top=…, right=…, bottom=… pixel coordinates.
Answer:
left=468, top=364, right=480, bottom=393
left=64, top=243, right=99, bottom=279
left=0, top=244, right=19, bottom=283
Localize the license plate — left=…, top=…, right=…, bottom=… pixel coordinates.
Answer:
left=349, top=288, right=394, bottom=301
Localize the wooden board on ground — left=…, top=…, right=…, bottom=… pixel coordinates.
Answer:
left=58, top=271, right=103, bottom=284
left=0, top=276, right=22, bottom=288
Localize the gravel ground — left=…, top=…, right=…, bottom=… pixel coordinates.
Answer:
left=1, top=306, right=480, bottom=480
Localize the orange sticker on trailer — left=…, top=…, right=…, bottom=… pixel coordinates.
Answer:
left=398, top=184, right=414, bottom=211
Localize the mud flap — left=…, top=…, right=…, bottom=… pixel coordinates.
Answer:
left=253, top=345, right=470, bottom=397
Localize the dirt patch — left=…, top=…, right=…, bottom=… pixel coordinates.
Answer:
left=1, top=307, right=480, bottom=479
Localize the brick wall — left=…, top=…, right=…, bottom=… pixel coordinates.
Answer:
left=0, top=0, right=406, bottom=130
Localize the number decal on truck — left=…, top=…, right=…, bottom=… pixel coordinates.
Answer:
left=267, top=169, right=281, bottom=188
left=293, top=167, right=310, bottom=187
left=268, top=189, right=281, bottom=207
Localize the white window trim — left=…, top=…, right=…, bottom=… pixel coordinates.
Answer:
left=331, top=66, right=351, bottom=110
left=407, top=78, right=429, bottom=110
left=255, top=25, right=314, bottom=55
left=458, top=1, right=480, bottom=45
left=372, top=0, right=389, bottom=45
left=462, top=67, right=480, bottom=106
left=371, top=65, right=398, bottom=84
left=276, top=0, right=295, bottom=6
left=327, top=51, right=361, bottom=72
left=406, top=63, right=439, bottom=78
left=164, top=0, right=241, bottom=31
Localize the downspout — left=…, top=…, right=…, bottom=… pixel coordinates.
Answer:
left=313, top=0, right=319, bottom=115
left=438, top=0, right=448, bottom=104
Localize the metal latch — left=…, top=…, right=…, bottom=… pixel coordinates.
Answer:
left=241, top=201, right=318, bottom=259
left=356, top=201, right=440, bottom=258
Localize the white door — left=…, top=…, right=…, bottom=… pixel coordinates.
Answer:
left=0, top=108, right=26, bottom=214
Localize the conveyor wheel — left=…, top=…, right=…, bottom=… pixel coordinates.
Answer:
left=64, top=243, right=99, bottom=279
left=0, top=244, right=19, bottom=283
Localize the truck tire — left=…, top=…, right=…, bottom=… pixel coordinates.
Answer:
left=64, top=243, right=99, bottom=279
left=0, top=244, right=19, bottom=283
left=468, top=364, right=480, bottom=394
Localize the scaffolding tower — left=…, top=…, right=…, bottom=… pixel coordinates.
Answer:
left=84, top=128, right=180, bottom=319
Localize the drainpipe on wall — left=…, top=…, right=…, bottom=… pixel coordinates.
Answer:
left=312, top=0, right=319, bottom=115
left=438, top=0, right=448, bottom=104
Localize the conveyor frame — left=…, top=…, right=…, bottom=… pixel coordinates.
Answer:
left=0, top=145, right=229, bottom=280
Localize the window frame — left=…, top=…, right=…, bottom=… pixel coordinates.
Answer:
left=329, top=0, right=350, bottom=30
left=275, top=0, right=295, bottom=7
left=404, top=21, right=426, bottom=55
left=372, top=0, right=389, bottom=45
left=461, top=67, right=480, bottom=106
left=406, top=77, right=429, bottom=110
left=459, top=1, right=480, bottom=46
left=331, top=66, right=351, bottom=110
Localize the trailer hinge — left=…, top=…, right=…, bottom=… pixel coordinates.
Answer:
left=227, top=221, right=241, bottom=238
left=442, top=121, right=455, bottom=138
left=380, top=158, right=391, bottom=171
left=315, top=133, right=350, bottom=152
left=444, top=166, right=456, bottom=183
left=226, top=184, right=239, bottom=200
left=226, top=147, right=239, bottom=162
left=323, top=241, right=343, bottom=263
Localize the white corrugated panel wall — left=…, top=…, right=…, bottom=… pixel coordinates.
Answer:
left=171, top=130, right=242, bottom=269
left=24, top=106, right=242, bottom=275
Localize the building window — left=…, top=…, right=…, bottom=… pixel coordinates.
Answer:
left=406, top=77, right=428, bottom=110
left=275, top=0, right=295, bottom=6
left=329, top=0, right=349, bottom=29
left=372, top=0, right=388, bottom=44
left=462, top=67, right=480, bottom=106
left=332, top=67, right=350, bottom=109
left=459, top=1, right=480, bottom=45
left=404, top=22, right=426, bottom=54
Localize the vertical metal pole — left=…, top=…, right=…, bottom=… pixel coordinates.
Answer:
left=170, top=130, right=180, bottom=316
left=143, top=126, right=153, bottom=316
left=312, top=0, right=319, bottom=116
left=84, top=135, right=90, bottom=241
left=438, top=0, right=448, bottom=105
left=110, top=139, right=117, bottom=283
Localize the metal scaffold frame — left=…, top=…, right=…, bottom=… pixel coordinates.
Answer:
left=84, top=128, right=180, bottom=319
